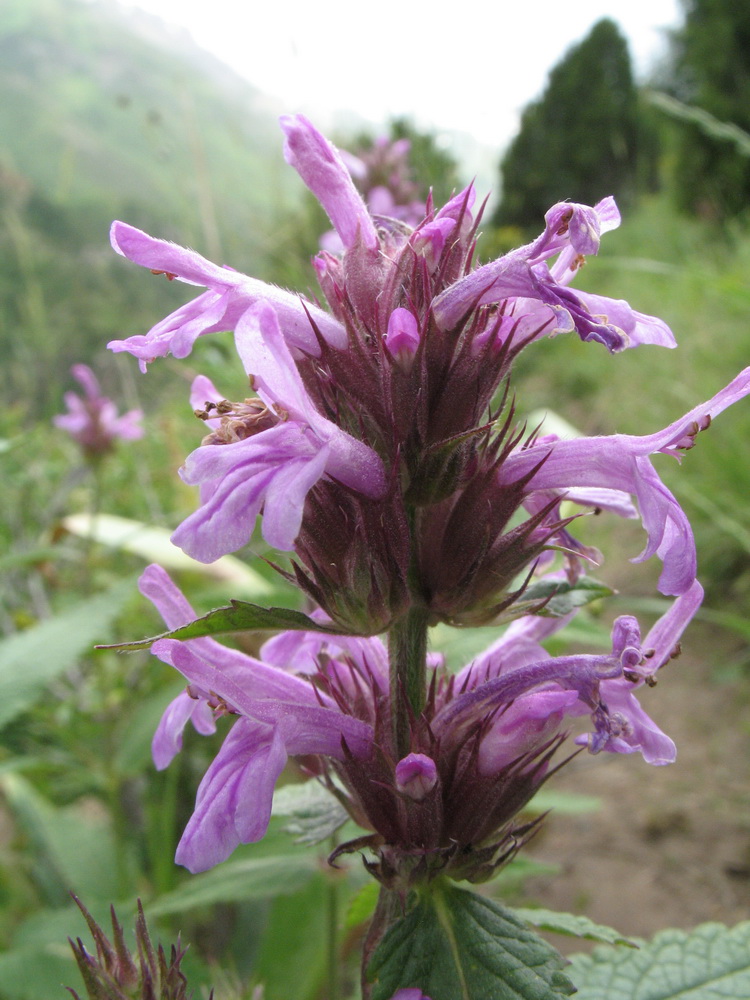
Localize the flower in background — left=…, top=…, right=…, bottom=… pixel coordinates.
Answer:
left=320, top=133, right=426, bottom=252
left=54, top=363, right=143, bottom=459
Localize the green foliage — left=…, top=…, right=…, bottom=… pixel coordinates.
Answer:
left=389, top=117, right=463, bottom=206
left=0, top=576, right=137, bottom=729
left=494, top=19, right=642, bottom=229
left=102, top=599, right=352, bottom=652
left=1, top=5, right=749, bottom=995
left=667, top=0, right=750, bottom=220
left=513, top=909, right=636, bottom=947
left=510, top=577, right=614, bottom=619
left=62, top=513, right=274, bottom=598
left=368, top=882, right=575, bottom=1000
left=271, top=781, right=350, bottom=846
left=0, top=0, right=299, bottom=415
left=568, top=921, right=750, bottom=998
left=1, top=772, right=119, bottom=905
left=146, top=854, right=319, bottom=917
left=250, top=875, right=329, bottom=1000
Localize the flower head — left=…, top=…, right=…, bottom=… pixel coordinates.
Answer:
left=54, top=364, right=143, bottom=458
left=142, top=564, right=698, bottom=882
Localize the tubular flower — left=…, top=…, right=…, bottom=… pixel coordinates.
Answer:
left=141, top=564, right=699, bottom=882
left=112, top=115, right=750, bottom=887
left=108, top=113, right=737, bottom=630
left=499, top=368, right=750, bottom=596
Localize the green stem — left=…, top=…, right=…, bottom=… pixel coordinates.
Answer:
left=361, top=886, right=402, bottom=1000
left=388, top=605, right=429, bottom=759
left=326, top=836, right=340, bottom=1000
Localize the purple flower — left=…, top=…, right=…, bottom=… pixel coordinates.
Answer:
left=432, top=198, right=676, bottom=352
left=170, top=302, right=387, bottom=562
left=318, top=133, right=426, bottom=252
left=112, top=115, right=750, bottom=887
left=395, top=753, right=439, bottom=801
left=140, top=564, right=374, bottom=871
left=500, top=368, right=750, bottom=595
left=108, top=222, right=348, bottom=369
left=109, top=115, right=688, bottom=608
left=54, top=364, right=143, bottom=456
left=281, top=114, right=380, bottom=251
left=142, top=564, right=697, bottom=876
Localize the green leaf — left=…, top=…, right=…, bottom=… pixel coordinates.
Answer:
left=519, top=577, right=614, bottom=618
left=113, top=680, right=185, bottom=776
left=525, top=789, right=602, bottom=816
left=61, top=512, right=274, bottom=597
left=345, top=880, right=380, bottom=930
left=0, top=945, right=75, bottom=1000
left=0, top=545, right=77, bottom=572
left=272, top=781, right=350, bottom=845
left=368, top=882, right=575, bottom=1000
left=146, top=853, right=318, bottom=916
left=251, top=874, right=328, bottom=1000
left=101, top=600, right=350, bottom=651
left=495, top=856, right=560, bottom=895
left=429, top=624, right=509, bottom=672
left=0, top=773, right=119, bottom=904
left=568, top=921, right=750, bottom=999
left=0, top=576, right=136, bottom=729
left=513, top=908, right=636, bottom=947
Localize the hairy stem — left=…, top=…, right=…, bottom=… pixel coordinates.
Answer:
left=388, top=605, right=429, bottom=759
left=361, top=886, right=402, bottom=1000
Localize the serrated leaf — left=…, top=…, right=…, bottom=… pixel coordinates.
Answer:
left=146, top=854, right=318, bottom=916
left=513, top=908, right=636, bottom=947
left=520, top=578, right=614, bottom=618
left=568, top=920, right=750, bottom=999
left=272, top=781, right=350, bottom=845
left=368, top=882, right=575, bottom=1000
left=100, top=600, right=350, bottom=651
left=0, top=577, right=136, bottom=729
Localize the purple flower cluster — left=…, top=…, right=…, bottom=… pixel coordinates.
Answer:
left=110, top=115, right=750, bottom=883
left=321, top=134, right=425, bottom=253
left=54, top=364, right=143, bottom=458
left=141, top=563, right=701, bottom=877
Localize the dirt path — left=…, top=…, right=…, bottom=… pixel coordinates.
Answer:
left=521, top=624, right=750, bottom=945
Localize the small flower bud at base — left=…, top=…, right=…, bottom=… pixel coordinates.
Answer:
left=395, top=753, right=438, bottom=801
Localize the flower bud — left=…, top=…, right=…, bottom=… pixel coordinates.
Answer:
left=385, top=308, right=421, bottom=368
left=395, top=753, right=438, bottom=801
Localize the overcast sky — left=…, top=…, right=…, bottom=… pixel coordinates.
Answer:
left=125, top=0, right=682, bottom=152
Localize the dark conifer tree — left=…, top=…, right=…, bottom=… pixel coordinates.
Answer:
left=494, top=19, right=639, bottom=229
left=669, top=0, right=750, bottom=220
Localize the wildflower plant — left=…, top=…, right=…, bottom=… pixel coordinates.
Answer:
left=103, top=115, right=750, bottom=998
left=54, top=363, right=143, bottom=461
